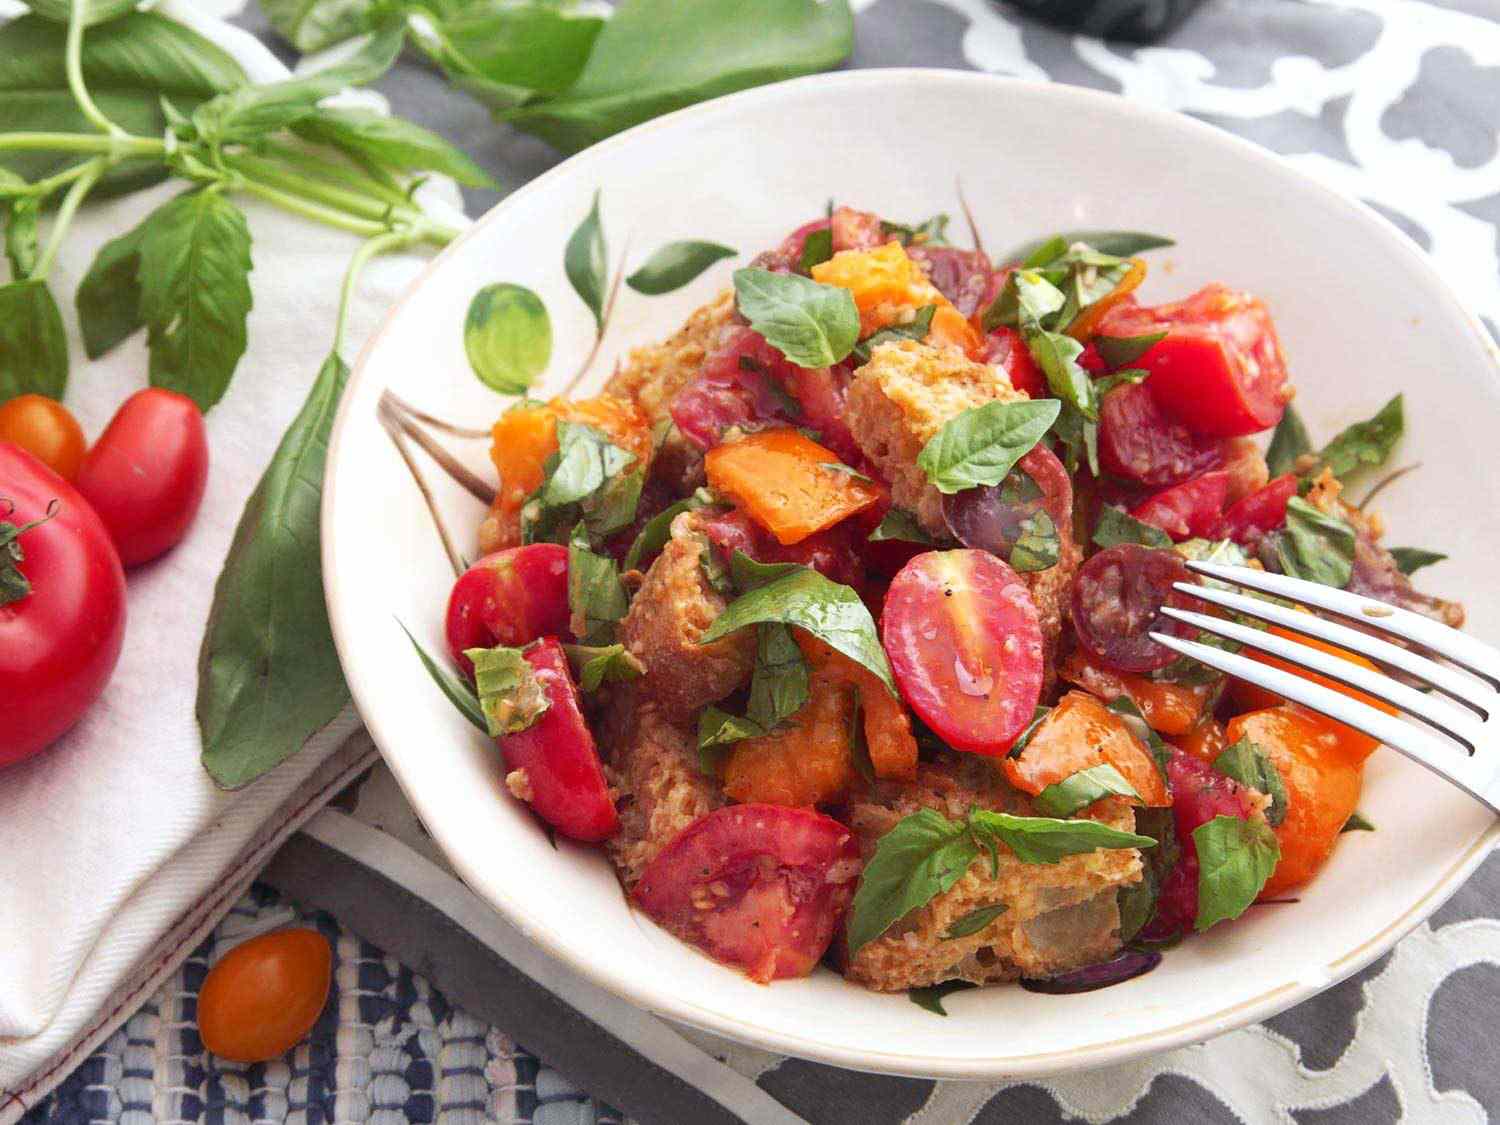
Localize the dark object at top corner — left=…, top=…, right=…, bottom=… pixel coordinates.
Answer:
left=1005, top=0, right=1207, bottom=43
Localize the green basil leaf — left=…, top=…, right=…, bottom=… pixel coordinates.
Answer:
left=5, top=198, right=39, bottom=280
left=1118, top=806, right=1178, bottom=942
left=1092, top=367, right=1150, bottom=397
left=466, top=644, right=551, bottom=735
left=881, top=214, right=949, bottom=246
left=545, top=421, right=635, bottom=507
left=867, top=507, right=934, bottom=545
left=463, top=282, right=552, bottom=394
left=562, top=642, right=644, bottom=692
left=915, top=399, right=1060, bottom=495
left=134, top=189, right=253, bottom=412
left=259, top=0, right=375, bottom=52
left=746, top=622, right=810, bottom=725
left=411, top=0, right=604, bottom=97
left=907, top=980, right=977, bottom=1016
left=846, top=808, right=980, bottom=954
left=798, top=226, right=832, bottom=274
left=1106, top=695, right=1172, bottom=778
left=852, top=304, right=936, bottom=362
left=1093, top=505, right=1172, bottom=549
left=1193, top=814, right=1280, bottom=931
left=525, top=421, right=640, bottom=544
left=1317, top=394, right=1403, bottom=479
left=400, top=622, right=487, bottom=734
left=198, top=353, right=350, bottom=789
left=967, top=809, right=1154, bottom=865
left=1006, top=230, right=1174, bottom=264
left=1389, top=547, right=1447, bottom=576
left=981, top=268, right=1066, bottom=333
left=1005, top=705, right=1051, bottom=760
left=1265, top=405, right=1313, bottom=477
left=625, top=240, right=737, bottom=295
left=622, top=489, right=714, bottom=570
left=701, top=563, right=894, bottom=693
left=0, top=278, right=67, bottom=400
left=503, top=0, right=853, bottom=153
left=292, top=106, right=497, bottom=187
left=565, top=189, right=607, bottom=330
left=1213, top=736, right=1289, bottom=827
left=729, top=550, right=803, bottom=592
left=1034, top=763, right=1142, bottom=817
left=75, top=216, right=150, bottom=358
left=697, top=705, right=764, bottom=773
left=732, top=266, right=858, bottom=367
left=1095, top=330, right=1167, bottom=369
left=20, top=0, right=144, bottom=26
left=1009, top=509, right=1061, bottom=573
left=942, top=903, right=1007, bottom=941
left=1025, top=329, right=1095, bottom=420
left=567, top=526, right=629, bottom=645
left=695, top=530, right=733, bottom=595
left=848, top=685, right=875, bottom=785
left=1273, top=496, right=1355, bottom=589
left=1341, top=811, right=1376, bottom=833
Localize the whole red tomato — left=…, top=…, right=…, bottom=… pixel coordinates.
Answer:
left=75, top=388, right=208, bottom=567
left=0, top=444, right=127, bottom=767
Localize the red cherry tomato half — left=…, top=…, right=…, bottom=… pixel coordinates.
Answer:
left=0, top=394, right=87, bottom=481
left=1128, top=470, right=1231, bottom=542
left=1219, top=473, right=1298, bottom=543
left=1069, top=544, right=1199, bottom=674
left=1097, top=284, right=1290, bottom=438
left=1098, top=381, right=1225, bottom=488
left=0, top=444, right=126, bottom=768
left=497, top=638, right=618, bottom=843
left=881, top=549, right=1045, bottom=756
left=983, top=325, right=1046, bottom=398
left=445, top=543, right=570, bottom=676
left=198, top=928, right=332, bottom=1063
left=633, top=803, right=861, bottom=983
left=74, top=389, right=208, bottom=567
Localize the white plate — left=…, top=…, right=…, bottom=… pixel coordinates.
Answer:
left=322, top=70, right=1500, bottom=1079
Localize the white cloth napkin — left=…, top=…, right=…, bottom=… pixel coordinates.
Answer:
left=0, top=3, right=466, bottom=1096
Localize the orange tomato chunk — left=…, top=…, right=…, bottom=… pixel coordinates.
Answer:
left=1003, top=690, right=1171, bottom=807
left=722, top=681, right=855, bottom=807
left=1229, top=620, right=1396, bottom=763
left=1059, top=649, right=1210, bottom=736
left=811, top=241, right=981, bottom=354
left=1069, top=258, right=1146, bottom=341
left=1169, top=717, right=1229, bottom=765
left=704, top=428, right=881, bottom=546
left=796, top=633, right=917, bottom=781
left=1226, top=706, right=1362, bottom=899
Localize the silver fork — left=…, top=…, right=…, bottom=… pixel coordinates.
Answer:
left=1148, top=560, right=1500, bottom=813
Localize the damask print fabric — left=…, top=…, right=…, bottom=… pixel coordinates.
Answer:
left=21, top=1, right=1500, bottom=1122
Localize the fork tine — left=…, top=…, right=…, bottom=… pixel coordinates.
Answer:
left=1159, top=607, right=1485, bottom=748
left=1174, top=581, right=1494, bottom=716
left=1184, top=560, right=1500, bottom=687
left=1148, top=631, right=1498, bottom=811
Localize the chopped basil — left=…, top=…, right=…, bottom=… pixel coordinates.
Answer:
left=1006, top=230, right=1174, bottom=266
left=1266, top=405, right=1313, bottom=477
left=562, top=643, right=644, bottom=692
left=1093, top=505, right=1172, bottom=550
left=1193, top=814, right=1280, bottom=931
left=915, top=398, right=1060, bottom=495
left=567, top=527, right=629, bottom=644
left=1389, top=547, right=1447, bottom=575
left=1213, top=737, right=1289, bottom=827
left=1106, top=695, right=1172, bottom=778
left=465, top=645, right=551, bottom=737
left=881, top=214, right=950, bottom=246
left=1341, top=811, right=1376, bottom=833
left=1092, top=367, right=1150, bottom=397
left=693, top=531, right=734, bottom=595
left=621, top=488, right=715, bottom=570
left=401, top=623, right=487, bottom=735
left=1006, top=705, right=1051, bottom=759
left=1317, top=394, right=1403, bottom=479
left=728, top=550, right=803, bottom=592
left=696, top=706, right=763, bottom=773
left=1118, top=806, right=1179, bottom=942
left=851, top=304, right=936, bottom=362
left=967, top=809, right=1154, bottom=868
left=702, top=562, right=894, bottom=693
left=732, top=267, right=859, bottom=367
left=1009, top=509, right=1061, bottom=573
left=942, top=903, right=1008, bottom=940
left=908, top=980, right=977, bottom=1016
left=693, top=622, right=812, bottom=768
left=982, top=268, right=1066, bottom=333
left=1034, top=763, right=1142, bottom=817
left=797, top=227, right=833, bottom=274
left=1272, top=497, right=1356, bottom=588
left=1095, top=330, right=1167, bottom=369
left=523, top=420, right=642, bottom=545
left=849, top=686, right=876, bottom=785
left=868, top=508, right=935, bottom=545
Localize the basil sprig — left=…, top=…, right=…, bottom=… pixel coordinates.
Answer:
left=466, top=645, right=551, bottom=737
left=846, top=807, right=1154, bottom=954
left=915, top=398, right=1060, bottom=495
left=1193, top=815, right=1281, bottom=931
left=732, top=267, right=859, bottom=367
left=1213, top=737, right=1288, bottom=826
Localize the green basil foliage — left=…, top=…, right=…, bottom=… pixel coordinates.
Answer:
left=851, top=303, right=935, bottom=363
left=567, top=525, right=630, bottom=645
left=732, top=266, right=859, bottom=368
left=846, top=806, right=1153, bottom=954
left=1118, top=805, right=1178, bottom=943
left=1034, top=763, right=1142, bottom=817
left=941, top=903, right=1007, bottom=941
left=881, top=214, right=949, bottom=246
left=1317, top=394, right=1403, bottom=479
left=1093, top=505, right=1172, bottom=549
left=907, top=979, right=977, bottom=1016
left=867, top=507, right=935, bottom=545
left=701, top=561, right=893, bottom=693
left=797, top=226, right=833, bottom=274
left=1265, top=405, right=1313, bottom=477
left=1341, top=811, right=1376, bottom=833
left=622, top=488, right=715, bottom=570
left=1389, top=547, right=1447, bottom=575
left=1213, top=737, right=1289, bottom=827
left=1095, top=329, right=1166, bottom=369
left=0, top=279, right=68, bottom=399
left=1193, top=814, right=1281, bottom=931
left=915, top=398, right=1060, bottom=495
left=523, top=421, right=642, bottom=545
left=1005, top=229, right=1174, bottom=264
left=1106, top=695, right=1172, bottom=778
left=563, top=642, right=645, bottom=692
left=466, top=644, right=551, bottom=736
left=400, top=623, right=487, bottom=734
left=1272, top=497, right=1356, bottom=588
left=697, top=622, right=810, bottom=769
left=626, top=240, right=737, bottom=295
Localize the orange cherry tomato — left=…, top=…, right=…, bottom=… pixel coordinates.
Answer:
left=198, top=928, right=332, bottom=1063
left=1169, top=717, right=1228, bottom=765
left=1226, top=707, right=1362, bottom=899
left=0, top=395, right=86, bottom=481
left=1003, top=690, right=1172, bottom=807
left=1230, top=621, right=1397, bottom=763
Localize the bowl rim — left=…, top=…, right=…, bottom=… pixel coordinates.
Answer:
left=323, top=67, right=1500, bottom=1079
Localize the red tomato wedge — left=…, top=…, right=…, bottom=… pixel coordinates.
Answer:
left=445, top=544, right=570, bottom=677
left=1098, top=381, right=1225, bottom=488
left=881, top=550, right=1044, bottom=756
left=1096, top=284, right=1290, bottom=437
left=633, top=804, right=861, bottom=983
left=982, top=325, right=1046, bottom=398
left=1129, top=470, right=1231, bottom=542
left=497, top=639, right=617, bottom=843
left=1218, top=473, right=1298, bottom=543
left=1070, top=545, right=1199, bottom=674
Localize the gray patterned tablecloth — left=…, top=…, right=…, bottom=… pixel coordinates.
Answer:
left=26, top=2, right=1500, bottom=1122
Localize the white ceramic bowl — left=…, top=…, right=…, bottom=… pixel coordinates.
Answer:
left=323, top=70, right=1500, bottom=1079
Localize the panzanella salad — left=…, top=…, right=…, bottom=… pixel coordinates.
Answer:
left=414, top=205, right=1462, bottom=1003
